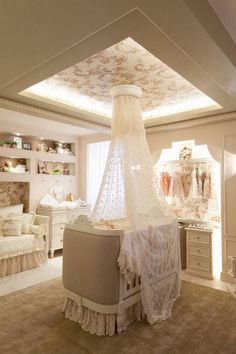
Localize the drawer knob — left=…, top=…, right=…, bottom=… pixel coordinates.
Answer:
left=197, top=237, right=200, bottom=240
left=197, top=249, right=200, bottom=252
left=197, top=262, right=200, bottom=266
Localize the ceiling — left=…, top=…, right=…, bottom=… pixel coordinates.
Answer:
left=21, top=37, right=219, bottom=121
left=209, top=0, right=236, bottom=43
left=0, top=0, right=235, bottom=134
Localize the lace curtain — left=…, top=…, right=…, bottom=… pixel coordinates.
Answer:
left=86, top=140, right=110, bottom=208
left=91, top=85, right=181, bottom=325
left=91, top=89, right=173, bottom=230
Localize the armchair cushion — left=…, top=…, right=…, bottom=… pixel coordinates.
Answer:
left=22, top=212, right=36, bottom=234
left=30, top=224, right=48, bottom=238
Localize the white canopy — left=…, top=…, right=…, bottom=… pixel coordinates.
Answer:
left=91, top=84, right=174, bottom=230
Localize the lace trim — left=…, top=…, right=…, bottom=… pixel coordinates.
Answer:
left=118, top=222, right=181, bottom=325
left=62, top=298, right=144, bottom=336
left=0, top=250, right=47, bottom=277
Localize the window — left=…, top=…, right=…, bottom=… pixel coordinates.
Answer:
left=86, top=140, right=110, bottom=208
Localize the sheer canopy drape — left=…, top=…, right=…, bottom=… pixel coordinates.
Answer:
left=91, top=85, right=181, bottom=325
left=91, top=86, right=173, bottom=230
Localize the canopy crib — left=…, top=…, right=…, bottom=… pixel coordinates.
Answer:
left=62, top=85, right=181, bottom=335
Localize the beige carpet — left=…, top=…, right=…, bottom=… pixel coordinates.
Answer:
left=0, top=278, right=235, bottom=354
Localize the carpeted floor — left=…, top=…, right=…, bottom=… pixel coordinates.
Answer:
left=0, top=278, right=235, bottom=354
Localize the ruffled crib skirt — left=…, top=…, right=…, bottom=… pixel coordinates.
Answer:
left=0, top=250, right=47, bottom=277
left=62, top=298, right=144, bottom=336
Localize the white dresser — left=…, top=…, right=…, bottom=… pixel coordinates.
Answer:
left=36, top=206, right=90, bottom=257
left=186, top=226, right=213, bottom=279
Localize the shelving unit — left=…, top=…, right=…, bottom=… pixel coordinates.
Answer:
left=0, top=133, right=79, bottom=211
left=0, top=147, right=76, bottom=178
left=157, top=141, right=221, bottom=223
left=157, top=140, right=222, bottom=279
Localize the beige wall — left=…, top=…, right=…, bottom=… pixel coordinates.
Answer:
left=146, top=118, right=236, bottom=282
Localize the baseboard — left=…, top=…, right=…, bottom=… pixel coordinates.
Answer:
left=220, top=271, right=235, bottom=284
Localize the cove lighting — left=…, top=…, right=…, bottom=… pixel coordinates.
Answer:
left=20, top=37, right=221, bottom=120
left=23, top=83, right=219, bottom=119
left=143, top=97, right=219, bottom=119
left=24, top=83, right=111, bottom=118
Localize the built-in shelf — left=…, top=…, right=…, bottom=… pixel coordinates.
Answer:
left=0, top=146, right=76, bottom=163
left=37, top=160, right=75, bottom=176
left=0, top=131, right=79, bottom=212
left=0, top=134, right=78, bottom=183
left=0, top=172, right=32, bottom=182
left=158, top=158, right=216, bottom=166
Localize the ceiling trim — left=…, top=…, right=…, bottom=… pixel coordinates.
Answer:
left=146, top=111, right=236, bottom=133
left=2, top=8, right=235, bottom=110
left=0, top=8, right=139, bottom=91
left=1, top=95, right=235, bottom=136
left=0, top=96, right=109, bottom=134
left=0, top=2, right=236, bottom=129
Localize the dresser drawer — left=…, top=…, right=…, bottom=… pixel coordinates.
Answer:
left=188, top=243, right=210, bottom=258
left=52, top=213, right=67, bottom=224
left=187, top=231, right=210, bottom=245
left=67, top=211, right=79, bottom=223
left=52, top=223, right=65, bottom=237
left=188, top=256, right=211, bottom=272
left=52, top=234, right=64, bottom=249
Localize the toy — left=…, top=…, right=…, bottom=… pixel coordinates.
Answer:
left=0, top=160, right=15, bottom=173
left=36, top=142, right=48, bottom=152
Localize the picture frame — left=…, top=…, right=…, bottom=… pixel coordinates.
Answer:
left=38, top=161, right=48, bottom=174
left=22, top=142, right=32, bottom=150
left=13, top=136, right=22, bottom=149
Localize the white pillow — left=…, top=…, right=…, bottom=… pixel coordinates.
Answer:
left=0, top=204, right=23, bottom=219
left=22, top=212, right=36, bottom=234
left=1, top=215, right=23, bottom=236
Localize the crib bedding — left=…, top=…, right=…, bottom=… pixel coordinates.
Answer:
left=0, top=234, right=45, bottom=259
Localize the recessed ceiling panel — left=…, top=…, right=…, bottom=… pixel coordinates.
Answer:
left=21, top=37, right=220, bottom=119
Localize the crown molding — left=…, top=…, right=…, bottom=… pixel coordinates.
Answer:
left=146, top=111, right=236, bottom=133
left=0, top=96, right=235, bottom=135
left=0, top=97, right=110, bottom=134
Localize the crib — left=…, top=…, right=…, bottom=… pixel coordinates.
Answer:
left=62, top=215, right=143, bottom=336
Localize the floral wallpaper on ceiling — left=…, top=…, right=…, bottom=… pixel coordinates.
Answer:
left=25, top=37, right=218, bottom=119
left=0, top=182, right=29, bottom=212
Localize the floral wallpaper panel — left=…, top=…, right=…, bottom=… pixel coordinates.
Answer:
left=0, top=182, right=29, bottom=212
left=24, top=37, right=218, bottom=119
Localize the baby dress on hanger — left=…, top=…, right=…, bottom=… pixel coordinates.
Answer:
left=189, top=168, right=198, bottom=198
left=203, top=172, right=211, bottom=199
left=168, top=172, right=185, bottom=199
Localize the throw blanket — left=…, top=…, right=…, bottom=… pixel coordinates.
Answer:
left=118, top=221, right=181, bottom=324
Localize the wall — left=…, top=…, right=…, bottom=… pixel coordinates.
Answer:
left=146, top=118, right=236, bottom=282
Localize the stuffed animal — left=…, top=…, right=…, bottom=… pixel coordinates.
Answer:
left=0, top=160, right=15, bottom=173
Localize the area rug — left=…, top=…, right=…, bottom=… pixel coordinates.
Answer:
left=0, top=278, right=235, bottom=354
